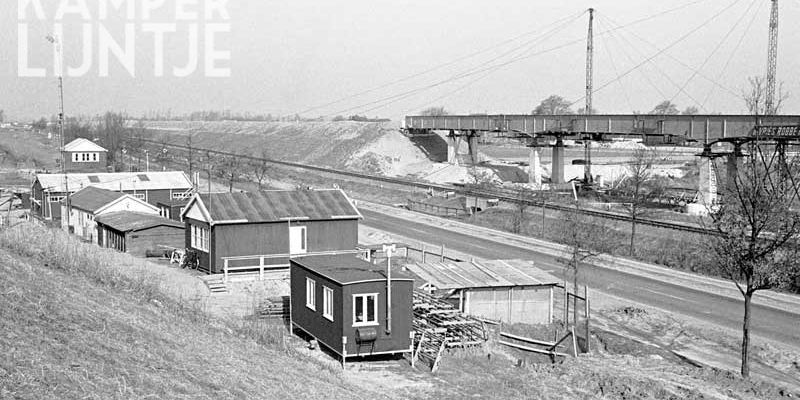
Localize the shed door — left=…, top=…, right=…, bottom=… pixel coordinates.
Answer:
left=289, top=226, right=307, bottom=254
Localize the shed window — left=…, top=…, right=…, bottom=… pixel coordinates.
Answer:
left=191, top=224, right=209, bottom=252
left=323, top=286, right=334, bottom=321
left=353, top=293, right=378, bottom=327
left=306, top=278, right=316, bottom=311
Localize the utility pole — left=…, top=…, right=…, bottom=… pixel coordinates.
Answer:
left=765, top=0, right=779, bottom=115
left=584, top=8, right=595, bottom=184
left=47, top=34, right=69, bottom=226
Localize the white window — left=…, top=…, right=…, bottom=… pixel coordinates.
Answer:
left=289, top=226, right=307, bottom=254
left=48, top=195, right=65, bottom=203
left=172, top=192, right=189, bottom=200
left=353, top=293, right=378, bottom=327
left=323, top=286, right=334, bottom=321
left=72, top=152, right=99, bottom=163
left=306, top=278, right=316, bottom=311
left=72, top=153, right=79, bottom=162
left=92, top=153, right=98, bottom=161
left=191, top=224, right=209, bottom=252
left=132, top=193, right=146, bottom=201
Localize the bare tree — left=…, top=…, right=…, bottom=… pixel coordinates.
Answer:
left=650, top=100, right=679, bottom=115
left=509, top=186, right=534, bottom=234
left=707, top=145, right=800, bottom=377
left=622, top=148, right=657, bottom=256
left=216, top=150, right=243, bottom=192
left=250, top=148, right=272, bottom=190
left=743, top=76, right=789, bottom=116
left=185, top=133, right=196, bottom=178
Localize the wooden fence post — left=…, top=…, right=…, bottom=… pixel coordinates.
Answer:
left=584, top=285, right=590, bottom=353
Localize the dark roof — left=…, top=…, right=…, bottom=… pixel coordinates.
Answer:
left=198, top=189, right=362, bottom=224
left=157, top=198, right=191, bottom=207
left=292, top=254, right=413, bottom=285
left=95, top=211, right=184, bottom=232
left=69, top=186, right=126, bottom=212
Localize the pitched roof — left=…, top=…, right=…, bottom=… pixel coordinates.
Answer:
left=95, top=211, right=184, bottom=232
left=63, top=138, right=108, bottom=152
left=35, top=171, right=193, bottom=193
left=68, top=186, right=126, bottom=212
left=192, top=189, right=362, bottom=224
left=404, top=259, right=559, bottom=290
left=292, top=254, right=413, bottom=285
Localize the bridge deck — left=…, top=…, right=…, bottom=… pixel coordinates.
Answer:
left=404, top=114, right=800, bottom=142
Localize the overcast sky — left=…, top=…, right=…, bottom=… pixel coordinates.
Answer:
left=2, top=0, right=800, bottom=121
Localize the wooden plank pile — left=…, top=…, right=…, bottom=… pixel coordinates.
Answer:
left=412, top=291, right=486, bottom=372
left=258, top=296, right=289, bottom=319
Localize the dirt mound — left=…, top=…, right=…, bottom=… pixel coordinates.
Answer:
left=143, top=120, right=434, bottom=176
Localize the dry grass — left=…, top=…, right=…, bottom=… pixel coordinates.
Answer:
left=0, top=129, right=59, bottom=170
left=0, top=223, right=381, bottom=399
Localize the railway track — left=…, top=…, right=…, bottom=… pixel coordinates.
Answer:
left=139, top=137, right=713, bottom=236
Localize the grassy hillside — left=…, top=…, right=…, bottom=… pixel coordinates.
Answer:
left=0, top=224, right=377, bottom=399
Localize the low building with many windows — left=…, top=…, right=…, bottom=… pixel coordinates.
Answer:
left=179, top=189, right=362, bottom=274
left=290, top=254, right=414, bottom=365
left=31, top=171, right=193, bottom=221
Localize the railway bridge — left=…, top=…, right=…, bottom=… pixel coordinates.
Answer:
left=403, top=114, right=800, bottom=206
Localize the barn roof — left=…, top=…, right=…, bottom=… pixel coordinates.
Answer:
left=96, top=211, right=184, bottom=232
left=190, top=189, right=362, bottom=224
left=63, top=138, right=108, bottom=152
left=292, top=254, right=413, bottom=285
left=35, top=171, right=193, bottom=193
left=68, top=186, right=126, bottom=212
left=404, top=259, right=558, bottom=290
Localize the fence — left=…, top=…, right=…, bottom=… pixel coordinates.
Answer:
left=407, top=199, right=469, bottom=218
left=220, top=249, right=359, bottom=282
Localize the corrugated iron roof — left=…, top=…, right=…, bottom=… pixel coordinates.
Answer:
left=198, top=189, right=362, bottom=224
left=292, top=254, right=413, bottom=285
left=95, top=211, right=184, bottom=232
left=404, top=259, right=558, bottom=290
left=68, top=186, right=127, bottom=212
left=36, top=171, right=193, bottom=193
left=63, top=138, right=108, bottom=152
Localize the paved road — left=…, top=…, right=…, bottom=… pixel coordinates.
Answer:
left=361, top=209, right=800, bottom=348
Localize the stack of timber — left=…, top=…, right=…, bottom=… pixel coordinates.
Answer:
left=258, top=296, right=289, bottom=319
left=412, top=291, right=487, bottom=372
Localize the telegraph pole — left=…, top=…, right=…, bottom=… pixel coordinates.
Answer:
left=584, top=8, right=595, bottom=183
left=765, top=0, right=779, bottom=115
left=48, top=34, right=69, bottom=225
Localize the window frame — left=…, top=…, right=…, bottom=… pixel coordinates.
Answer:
left=322, top=286, right=334, bottom=321
left=306, top=278, right=316, bottom=311
left=190, top=224, right=209, bottom=252
left=352, top=293, right=379, bottom=327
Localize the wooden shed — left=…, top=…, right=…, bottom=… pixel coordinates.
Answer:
left=95, top=212, right=185, bottom=257
left=61, top=186, right=161, bottom=243
left=290, top=254, right=415, bottom=364
left=180, top=189, right=362, bottom=275
left=404, top=259, right=558, bottom=325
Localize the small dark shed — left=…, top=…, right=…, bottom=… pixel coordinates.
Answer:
left=95, top=211, right=185, bottom=257
left=290, top=254, right=414, bottom=365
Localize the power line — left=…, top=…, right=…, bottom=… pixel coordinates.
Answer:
left=700, top=0, right=764, bottom=110
left=571, top=2, right=745, bottom=110
left=283, top=10, right=587, bottom=117
left=668, top=0, right=759, bottom=105
left=594, top=18, right=634, bottom=112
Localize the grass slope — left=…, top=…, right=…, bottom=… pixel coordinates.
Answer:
left=0, top=225, right=376, bottom=400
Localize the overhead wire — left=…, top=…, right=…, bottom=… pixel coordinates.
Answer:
left=668, top=0, right=759, bottom=105
left=600, top=12, right=743, bottom=101
left=699, top=0, right=764, bottom=110
left=291, top=0, right=712, bottom=117
left=324, top=12, right=588, bottom=117
left=593, top=18, right=634, bottom=112
left=284, top=10, right=587, bottom=117
left=570, top=1, right=746, bottom=111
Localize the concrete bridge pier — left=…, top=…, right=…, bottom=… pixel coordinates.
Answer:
left=697, top=155, right=718, bottom=207
left=467, top=130, right=480, bottom=165
left=446, top=130, right=461, bottom=165
left=725, top=144, right=744, bottom=193
left=528, top=146, right=542, bottom=188
left=551, top=137, right=565, bottom=184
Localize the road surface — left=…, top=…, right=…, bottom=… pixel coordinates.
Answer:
left=361, top=209, right=800, bottom=348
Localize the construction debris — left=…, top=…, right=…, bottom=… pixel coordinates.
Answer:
left=411, top=291, right=487, bottom=372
